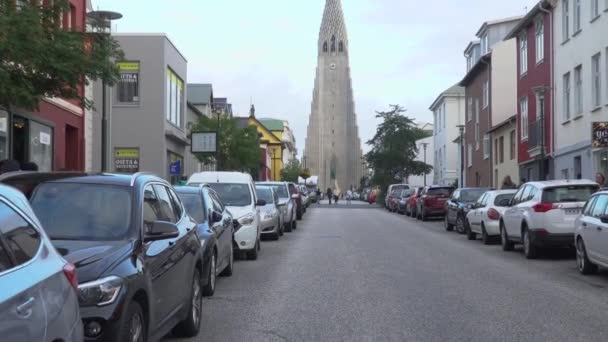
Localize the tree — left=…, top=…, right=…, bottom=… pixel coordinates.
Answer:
left=365, top=105, right=433, bottom=193
left=281, top=159, right=302, bottom=183
left=0, top=0, right=124, bottom=111
left=191, top=114, right=260, bottom=173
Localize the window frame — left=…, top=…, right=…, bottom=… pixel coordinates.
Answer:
left=467, top=144, right=472, bottom=168
left=592, top=53, right=602, bottom=108
left=166, top=68, right=184, bottom=128
left=562, top=0, right=570, bottom=42
left=467, top=97, right=473, bottom=122
left=482, top=80, right=489, bottom=109
left=574, top=65, right=583, bottom=114
left=0, top=199, right=43, bottom=274
left=591, top=0, right=600, bottom=19
left=483, top=134, right=490, bottom=160
left=519, top=34, right=528, bottom=75
left=574, top=0, right=581, bottom=32
left=116, top=61, right=141, bottom=105
left=535, top=18, right=544, bottom=63
left=563, top=72, right=571, bottom=120
left=510, top=130, right=516, bottom=160
left=499, top=136, right=504, bottom=163
left=475, top=99, right=480, bottom=150
left=520, top=97, right=529, bottom=140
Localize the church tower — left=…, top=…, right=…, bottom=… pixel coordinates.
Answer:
left=304, top=0, right=364, bottom=192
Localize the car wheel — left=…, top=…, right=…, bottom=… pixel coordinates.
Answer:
left=523, top=229, right=538, bottom=259
left=202, top=252, right=216, bottom=296
left=172, top=268, right=202, bottom=337
left=500, top=222, right=514, bottom=251
left=219, top=249, right=233, bottom=277
left=444, top=215, right=454, bottom=231
left=576, top=238, right=598, bottom=275
left=481, top=223, right=491, bottom=245
left=273, top=228, right=280, bottom=241
left=466, top=221, right=476, bottom=240
left=456, top=215, right=466, bottom=234
left=284, top=220, right=293, bottom=233
left=118, top=301, right=146, bottom=342
left=292, top=219, right=297, bottom=230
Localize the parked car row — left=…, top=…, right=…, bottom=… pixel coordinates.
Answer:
left=387, top=180, right=608, bottom=276
left=0, top=171, right=309, bottom=342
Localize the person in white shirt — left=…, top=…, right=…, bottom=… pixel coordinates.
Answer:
left=346, top=189, right=353, bottom=204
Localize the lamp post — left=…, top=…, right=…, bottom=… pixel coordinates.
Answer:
left=87, top=10, right=122, bottom=172
left=457, top=124, right=465, bottom=188
left=421, top=142, right=429, bottom=186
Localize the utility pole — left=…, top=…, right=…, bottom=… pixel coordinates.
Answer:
left=457, top=125, right=465, bottom=188
left=422, top=142, right=429, bottom=186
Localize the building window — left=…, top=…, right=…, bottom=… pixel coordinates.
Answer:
left=437, top=108, right=441, bottom=132
left=475, top=99, right=480, bottom=150
left=442, top=103, right=446, bottom=129
left=563, top=72, right=571, bottom=120
left=166, top=68, right=184, bottom=128
left=520, top=97, right=528, bottom=140
left=499, top=136, right=504, bottom=164
left=467, top=97, right=472, bottom=122
left=467, top=55, right=473, bottom=72
left=330, top=35, right=336, bottom=52
left=510, top=130, right=516, bottom=160
left=592, top=53, right=602, bottom=108
left=494, top=138, right=499, bottom=165
left=467, top=144, right=472, bottom=168
left=323, top=42, right=328, bottom=52
left=519, top=34, right=528, bottom=75
left=562, top=0, right=570, bottom=41
left=592, top=0, right=600, bottom=18
left=481, top=34, right=489, bottom=55
left=116, top=61, right=140, bottom=104
left=338, top=41, right=344, bottom=52
left=574, top=0, right=581, bottom=32
left=482, top=80, right=489, bottom=109
left=535, top=19, right=544, bottom=63
left=574, top=65, right=583, bottom=114
left=483, top=134, right=490, bottom=160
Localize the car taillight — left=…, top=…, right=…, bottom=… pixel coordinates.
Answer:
left=63, top=263, right=78, bottom=290
left=487, top=208, right=500, bottom=220
left=532, top=203, right=556, bottom=213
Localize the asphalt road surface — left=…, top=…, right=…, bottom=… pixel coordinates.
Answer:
left=166, top=203, right=608, bottom=342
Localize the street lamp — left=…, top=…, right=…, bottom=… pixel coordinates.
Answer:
left=457, top=124, right=465, bottom=188
left=87, top=10, right=123, bottom=172
left=421, top=142, right=429, bottom=186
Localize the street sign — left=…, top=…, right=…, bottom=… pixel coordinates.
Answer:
left=592, top=122, right=608, bottom=148
left=114, top=148, right=140, bottom=173
left=169, top=160, right=181, bottom=176
left=191, top=131, right=217, bottom=153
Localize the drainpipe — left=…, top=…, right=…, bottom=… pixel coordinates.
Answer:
left=539, top=0, right=553, bottom=179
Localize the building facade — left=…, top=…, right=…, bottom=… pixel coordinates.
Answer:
left=489, top=116, right=519, bottom=188
left=185, top=83, right=215, bottom=175
left=553, top=0, right=608, bottom=180
left=2, top=0, right=86, bottom=172
left=430, top=84, right=465, bottom=186
left=408, top=136, right=434, bottom=187
left=92, top=34, right=189, bottom=183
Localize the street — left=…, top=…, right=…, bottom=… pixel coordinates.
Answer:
left=166, top=203, right=608, bottom=342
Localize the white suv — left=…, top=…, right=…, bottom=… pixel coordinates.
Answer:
left=500, top=180, right=599, bottom=259
left=574, top=191, right=608, bottom=274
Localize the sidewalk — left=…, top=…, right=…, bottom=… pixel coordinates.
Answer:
left=317, top=199, right=373, bottom=206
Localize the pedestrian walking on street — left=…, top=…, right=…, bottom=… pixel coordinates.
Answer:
left=596, top=172, right=606, bottom=189
left=327, top=187, right=333, bottom=205
left=501, top=175, right=517, bottom=190
left=346, top=189, right=353, bottom=204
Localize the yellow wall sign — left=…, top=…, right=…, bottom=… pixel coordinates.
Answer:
left=115, top=148, right=139, bottom=158
left=117, top=62, right=140, bottom=71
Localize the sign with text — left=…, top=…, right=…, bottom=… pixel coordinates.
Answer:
left=191, top=131, right=217, bottom=153
left=114, top=148, right=140, bottom=173
left=169, top=160, right=181, bottom=176
left=592, top=122, right=608, bottom=148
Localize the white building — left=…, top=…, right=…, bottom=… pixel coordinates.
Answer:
left=553, top=0, right=608, bottom=180
left=429, top=84, right=465, bottom=186
left=408, top=135, right=434, bottom=187
left=282, top=120, right=297, bottom=165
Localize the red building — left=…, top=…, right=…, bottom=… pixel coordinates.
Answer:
left=0, top=0, right=86, bottom=171
left=506, top=0, right=554, bottom=182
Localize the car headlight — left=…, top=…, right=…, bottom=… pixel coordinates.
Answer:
left=238, top=213, right=255, bottom=225
left=78, top=276, right=123, bottom=307
left=263, top=209, right=278, bottom=220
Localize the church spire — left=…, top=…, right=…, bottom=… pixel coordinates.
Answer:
left=318, top=0, right=348, bottom=54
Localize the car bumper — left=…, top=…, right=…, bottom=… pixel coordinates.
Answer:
left=260, top=217, right=279, bottom=234
left=423, top=208, right=446, bottom=216
left=529, top=230, right=574, bottom=247
left=81, top=292, right=128, bottom=341
left=484, top=220, right=501, bottom=235
left=234, top=223, right=258, bottom=250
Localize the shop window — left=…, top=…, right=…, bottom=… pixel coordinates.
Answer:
left=11, top=116, right=53, bottom=172
left=0, top=111, right=8, bottom=160
left=166, top=68, right=184, bottom=128
left=116, top=62, right=140, bottom=104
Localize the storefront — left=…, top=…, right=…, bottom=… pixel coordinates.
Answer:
left=592, top=122, right=608, bottom=180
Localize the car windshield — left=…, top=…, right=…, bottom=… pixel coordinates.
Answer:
left=177, top=193, right=206, bottom=223
left=265, top=184, right=289, bottom=198
left=427, top=188, right=452, bottom=196
left=255, top=187, right=274, bottom=204
left=460, top=189, right=487, bottom=202
left=208, top=183, right=252, bottom=206
left=494, top=194, right=515, bottom=207
left=30, top=183, right=132, bottom=241
left=542, top=185, right=599, bottom=203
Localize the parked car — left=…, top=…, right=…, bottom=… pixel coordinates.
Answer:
left=299, top=185, right=310, bottom=210
left=2, top=172, right=205, bottom=342
left=500, top=180, right=599, bottom=259
left=405, top=187, right=423, bottom=217
left=416, top=185, right=454, bottom=221
left=466, top=190, right=517, bottom=244
left=175, top=185, right=235, bottom=297
left=0, top=184, right=83, bottom=342
left=288, top=182, right=304, bottom=220
left=255, top=185, right=283, bottom=240
left=574, top=190, right=608, bottom=274
left=445, top=187, right=491, bottom=233
left=257, top=181, right=297, bottom=231
left=385, top=184, right=410, bottom=208
left=397, top=189, right=414, bottom=214
left=189, top=172, right=264, bottom=260
left=388, top=189, right=402, bottom=212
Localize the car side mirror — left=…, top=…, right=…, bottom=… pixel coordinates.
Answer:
left=600, top=215, right=608, bottom=224
left=256, top=199, right=267, bottom=206
left=211, top=211, right=223, bottom=223
left=144, top=221, right=179, bottom=242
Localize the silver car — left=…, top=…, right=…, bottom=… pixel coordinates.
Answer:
left=255, top=185, right=283, bottom=240
left=0, top=184, right=83, bottom=342
left=257, top=181, right=297, bottom=232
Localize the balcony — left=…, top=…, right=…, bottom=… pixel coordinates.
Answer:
left=527, top=120, right=545, bottom=157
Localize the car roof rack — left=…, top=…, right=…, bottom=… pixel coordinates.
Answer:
left=130, top=172, right=157, bottom=186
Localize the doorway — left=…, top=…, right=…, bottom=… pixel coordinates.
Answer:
left=12, top=116, right=29, bottom=166
left=65, top=124, right=79, bottom=170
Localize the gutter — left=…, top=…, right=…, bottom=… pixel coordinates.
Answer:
left=538, top=1, right=554, bottom=163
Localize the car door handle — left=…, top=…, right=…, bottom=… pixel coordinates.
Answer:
left=16, top=297, right=35, bottom=317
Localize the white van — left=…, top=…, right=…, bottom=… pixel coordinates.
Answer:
left=188, top=172, right=264, bottom=260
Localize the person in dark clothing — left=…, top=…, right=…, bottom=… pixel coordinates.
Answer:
left=21, top=162, right=39, bottom=171
left=501, top=175, right=517, bottom=189
left=326, top=188, right=333, bottom=205
left=0, top=159, right=20, bottom=174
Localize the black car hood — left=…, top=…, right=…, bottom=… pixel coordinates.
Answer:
left=53, top=240, right=134, bottom=283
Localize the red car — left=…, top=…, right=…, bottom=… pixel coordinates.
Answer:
left=388, top=189, right=401, bottom=212
left=405, top=187, right=423, bottom=217
left=416, top=185, right=454, bottom=221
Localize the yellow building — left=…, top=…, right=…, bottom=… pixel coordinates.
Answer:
left=245, top=115, right=284, bottom=181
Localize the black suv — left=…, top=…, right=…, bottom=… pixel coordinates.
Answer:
left=1, top=172, right=204, bottom=342
left=445, top=187, right=491, bottom=234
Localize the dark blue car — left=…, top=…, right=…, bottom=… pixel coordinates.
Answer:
left=175, top=185, right=234, bottom=296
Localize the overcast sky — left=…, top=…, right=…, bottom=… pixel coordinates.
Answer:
left=97, top=0, right=538, bottom=155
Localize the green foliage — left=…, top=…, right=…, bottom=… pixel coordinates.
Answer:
left=299, top=168, right=311, bottom=179
left=365, top=105, right=433, bottom=192
left=192, top=115, right=260, bottom=173
left=281, top=159, right=302, bottom=183
left=0, top=0, right=124, bottom=111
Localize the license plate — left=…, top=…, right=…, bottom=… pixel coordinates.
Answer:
left=565, top=209, right=581, bottom=215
